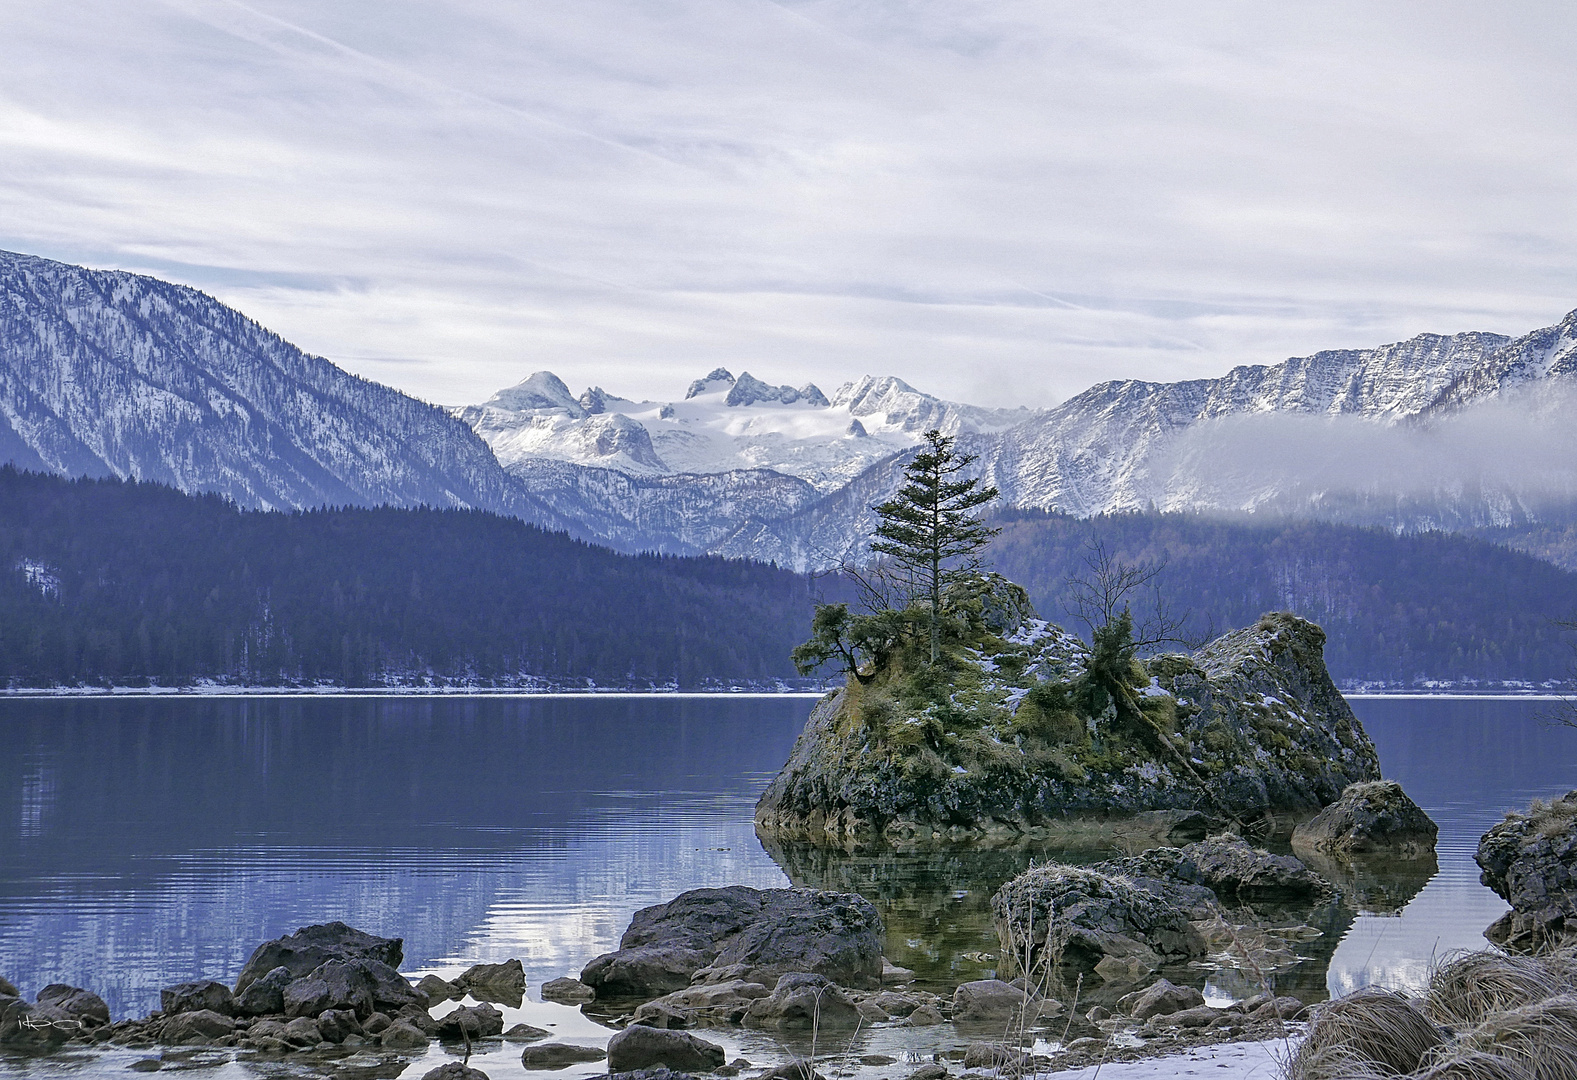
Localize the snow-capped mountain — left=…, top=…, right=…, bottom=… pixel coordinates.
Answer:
left=0, top=250, right=562, bottom=525
left=455, top=367, right=1035, bottom=491
left=5, top=249, right=1575, bottom=571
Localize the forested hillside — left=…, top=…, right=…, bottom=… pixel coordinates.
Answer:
left=0, top=468, right=816, bottom=688
left=988, top=510, right=1577, bottom=687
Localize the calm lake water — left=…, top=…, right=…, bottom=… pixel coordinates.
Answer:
left=1, top=694, right=1575, bottom=1075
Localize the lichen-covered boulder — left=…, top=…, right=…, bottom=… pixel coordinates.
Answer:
left=1477, top=792, right=1577, bottom=952
left=581, top=886, right=884, bottom=998
left=992, top=864, right=1209, bottom=980
left=756, top=613, right=1379, bottom=846
left=1292, top=780, right=1438, bottom=857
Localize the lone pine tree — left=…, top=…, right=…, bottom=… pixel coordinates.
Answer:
left=871, top=429, right=1000, bottom=664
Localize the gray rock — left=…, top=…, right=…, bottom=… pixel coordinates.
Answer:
left=283, top=959, right=376, bottom=1019
left=993, top=864, right=1208, bottom=977
left=1477, top=791, right=1577, bottom=952
left=160, top=980, right=234, bottom=1017
left=316, top=1008, right=361, bottom=1042
left=607, top=1025, right=726, bottom=1072
left=0, top=978, right=16, bottom=997
left=631, top=979, right=770, bottom=1027
left=281, top=1016, right=323, bottom=1046
left=1180, top=836, right=1333, bottom=906
left=362, top=1012, right=392, bottom=1035
left=870, top=991, right=923, bottom=1017
left=540, top=976, right=595, bottom=1003
left=415, top=974, right=460, bottom=1003
left=234, top=965, right=293, bottom=1016
left=609, top=1069, right=704, bottom=1080
left=504, top=1023, right=552, bottom=1041
left=1155, top=1005, right=1223, bottom=1028
left=436, top=1003, right=504, bottom=1040
left=247, top=1019, right=287, bottom=1040
left=395, top=1003, right=438, bottom=1034
left=379, top=1020, right=428, bottom=1049
left=962, top=1043, right=1029, bottom=1073
left=422, top=1064, right=491, bottom=1080
left=519, top=1042, right=609, bottom=1068
left=1292, top=781, right=1438, bottom=857
left=630, top=1002, right=691, bottom=1029
left=162, top=1009, right=236, bottom=1044
left=757, top=1064, right=829, bottom=1080
left=0, top=996, right=75, bottom=1049
left=234, top=922, right=403, bottom=994
left=743, top=973, right=860, bottom=1030
left=857, top=1000, right=889, bottom=1023
left=36, top=984, right=111, bottom=1028
left=906, top=1066, right=949, bottom=1080
left=1249, top=996, right=1305, bottom=1021
left=952, top=980, right=1032, bottom=1023
left=453, top=960, right=525, bottom=1006
left=582, top=886, right=884, bottom=999
left=1123, top=979, right=1204, bottom=1019
left=903, top=1004, right=944, bottom=1026
left=582, top=945, right=711, bottom=999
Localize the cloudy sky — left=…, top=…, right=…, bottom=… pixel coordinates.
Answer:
left=3, top=1, right=1575, bottom=409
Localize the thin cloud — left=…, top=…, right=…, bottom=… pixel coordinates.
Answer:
left=1, top=1, right=1574, bottom=409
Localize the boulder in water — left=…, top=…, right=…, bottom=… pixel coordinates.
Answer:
left=581, top=886, right=883, bottom=998
left=742, top=973, right=860, bottom=1029
left=1292, top=780, right=1438, bottom=857
left=607, top=1025, right=726, bottom=1072
left=234, top=922, right=402, bottom=993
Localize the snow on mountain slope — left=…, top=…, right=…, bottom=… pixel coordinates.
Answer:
left=0, top=250, right=561, bottom=524
left=457, top=367, right=1034, bottom=491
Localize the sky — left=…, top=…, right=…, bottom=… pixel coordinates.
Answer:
left=2, top=1, right=1575, bottom=410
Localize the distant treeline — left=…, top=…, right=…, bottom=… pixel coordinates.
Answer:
left=0, top=468, right=818, bottom=688
left=988, top=509, right=1577, bottom=687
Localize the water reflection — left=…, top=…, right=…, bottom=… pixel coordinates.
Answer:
left=1, top=694, right=1574, bottom=1042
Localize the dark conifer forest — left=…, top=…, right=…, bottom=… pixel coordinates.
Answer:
left=0, top=468, right=817, bottom=688
left=989, top=509, right=1577, bottom=687
left=2, top=468, right=1575, bottom=689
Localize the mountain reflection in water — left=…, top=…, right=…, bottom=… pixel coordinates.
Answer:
left=0, top=694, right=1573, bottom=1024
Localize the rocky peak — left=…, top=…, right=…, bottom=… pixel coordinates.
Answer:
left=724, top=372, right=829, bottom=408
left=485, top=371, right=583, bottom=416
left=686, top=368, right=736, bottom=399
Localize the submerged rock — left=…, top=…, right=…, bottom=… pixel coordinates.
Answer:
left=756, top=613, right=1379, bottom=846
left=581, top=886, right=884, bottom=998
left=1477, top=791, right=1577, bottom=952
left=1292, top=780, right=1438, bottom=857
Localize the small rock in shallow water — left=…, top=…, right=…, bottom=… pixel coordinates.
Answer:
left=519, top=1042, right=608, bottom=1068
left=316, top=1008, right=361, bottom=1042
left=905, top=1065, right=948, bottom=1080
left=415, top=975, right=460, bottom=1003
left=280, top=1017, right=321, bottom=1046
left=161, top=1009, right=235, bottom=1044
left=743, top=974, right=859, bottom=1030
left=503, top=1022, right=551, bottom=1041
left=422, top=1063, right=490, bottom=1080
left=378, top=1020, right=427, bottom=1049
left=127, top=1059, right=162, bottom=1073
left=861, top=1054, right=897, bottom=1065
left=540, top=976, right=596, bottom=1003
left=437, top=1003, right=505, bottom=1040
left=607, top=1025, right=725, bottom=1072
left=903, top=1005, right=944, bottom=1026
left=1125, top=979, right=1204, bottom=1020
left=1293, top=780, right=1437, bottom=857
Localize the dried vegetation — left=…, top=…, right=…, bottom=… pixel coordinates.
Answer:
left=1282, top=949, right=1577, bottom=1080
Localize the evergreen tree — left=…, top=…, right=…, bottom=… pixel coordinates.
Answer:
left=869, top=429, right=1000, bottom=664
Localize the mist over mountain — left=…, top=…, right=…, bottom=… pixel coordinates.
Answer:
left=3, top=250, right=1576, bottom=574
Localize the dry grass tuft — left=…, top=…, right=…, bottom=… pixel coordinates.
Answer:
left=1452, top=993, right=1577, bottom=1080
left=1412, top=1047, right=1534, bottom=1080
left=1284, top=988, right=1444, bottom=1079
left=1426, top=951, right=1569, bottom=1028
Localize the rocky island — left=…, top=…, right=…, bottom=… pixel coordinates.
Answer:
left=757, top=602, right=1381, bottom=847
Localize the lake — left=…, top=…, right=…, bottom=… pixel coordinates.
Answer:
left=2, top=694, right=1575, bottom=1076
